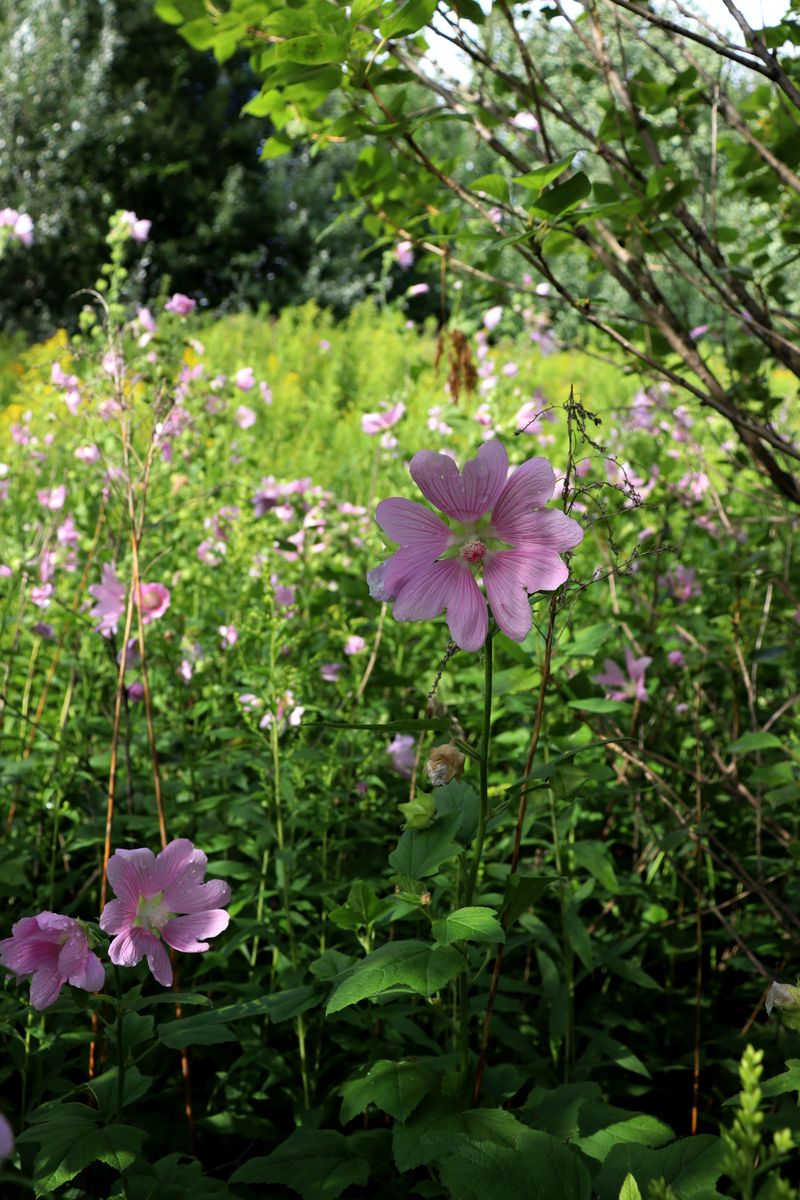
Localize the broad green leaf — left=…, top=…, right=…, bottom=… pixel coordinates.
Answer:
left=326, top=939, right=466, bottom=1013
left=398, top=791, right=437, bottom=829
left=178, top=17, right=218, bottom=50
left=158, top=1013, right=237, bottom=1048
left=432, top=906, right=505, bottom=946
left=340, top=1059, right=435, bottom=1123
left=572, top=1105, right=673, bottom=1163
left=18, top=1109, right=145, bottom=1197
left=393, top=1102, right=523, bottom=1172
left=434, top=780, right=480, bottom=845
left=757, top=1058, right=800, bottom=1099
left=329, top=880, right=393, bottom=930
left=472, top=173, right=510, bottom=202
left=727, top=730, right=784, bottom=753
left=528, top=171, right=590, bottom=218
left=594, top=1135, right=725, bottom=1200
left=514, top=153, right=578, bottom=191
left=504, top=875, right=556, bottom=927
left=230, top=1128, right=370, bottom=1197
left=158, top=986, right=319, bottom=1046
left=380, top=0, right=437, bottom=38
left=88, top=1066, right=153, bottom=1120
left=275, top=34, right=349, bottom=65
left=388, top=813, right=462, bottom=878
left=619, top=1174, right=643, bottom=1200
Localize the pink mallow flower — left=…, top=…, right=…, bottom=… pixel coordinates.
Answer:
left=234, top=367, right=255, bottom=391
left=0, top=912, right=104, bottom=1010
left=164, top=293, right=196, bottom=316
left=138, top=582, right=170, bottom=624
left=593, top=648, right=652, bottom=703
left=235, top=405, right=256, bottom=429
left=89, top=563, right=127, bottom=636
left=219, top=624, right=238, bottom=648
left=362, top=401, right=406, bottom=436
left=388, top=734, right=416, bottom=778
left=100, top=839, right=231, bottom=987
left=344, top=635, right=366, bottom=655
left=660, top=565, right=701, bottom=604
left=368, top=440, right=583, bottom=651
left=37, top=484, right=66, bottom=511
left=321, top=662, right=342, bottom=682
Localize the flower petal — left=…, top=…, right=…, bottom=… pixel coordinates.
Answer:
left=392, top=558, right=488, bottom=651
left=57, top=931, right=88, bottom=980
left=162, top=910, right=230, bottom=953
left=489, top=458, right=562, bottom=544
left=106, top=847, right=157, bottom=903
left=151, top=839, right=204, bottom=895
left=29, top=965, right=65, bottom=1011
left=492, top=504, right=583, bottom=552
left=145, top=939, right=173, bottom=987
left=163, top=878, right=231, bottom=915
left=375, top=497, right=451, bottom=552
left=99, top=898, right=137, bottom=936
left=483, top=548, right=569, bottom=642
left=70, top=952, right=105, bottom=994
left=410, top=440, right=508, bottom=522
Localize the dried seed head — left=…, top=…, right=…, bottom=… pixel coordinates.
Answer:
left=426, top=742, right=466, bottom=787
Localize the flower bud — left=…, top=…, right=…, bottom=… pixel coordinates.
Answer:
left=426, top=743, right=466, bottom=787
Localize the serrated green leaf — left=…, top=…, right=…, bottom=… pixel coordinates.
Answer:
left=529, top=171, right=591, bottom=218
left=275, top=34, right=349, bottom=65
left=594, top=1135, right=724, bottom=1200
left=230, top=1128, right=369, bottom=1197
left=388, top=813, right=462, bottom=878
left=504, top=875, right=556, bottom=926
left=326, top=939, right=466, bottom=1014
left=432, top=906, right=505, bottom=946
left=340, top=1059, right=435, bottom=1123
left=619, top=1174, right=643, bottom=1200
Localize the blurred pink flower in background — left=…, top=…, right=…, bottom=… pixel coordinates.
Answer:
left=89, top=563, right=126, bottom=636
left=667, top=650, right=685, bottom=667
left=37, top=484, right=66, bottom=511
left=511, top=111, right=539, bottom=132
left=593, top=649, right=652, bottom=702
left=395, top=240, right=414, bottom=269
left=234, top=367, right=255, bottom=391
left=165, top=293, right=196, bottom=316
left=361, top=401, right=406, bottom=436
left=368, top=440, right=583, bottom=650
left=483, top=305, right=503, bottom=331
left=0, top=208, right=34, bottom=246
left=0, top=912, right=104, bottom=1010
left=100, top=839, right=231, bottom=987
left=660, top=565, right=702, bottom=604
left=344, top=635, right=366, bottom=655
left=121, top=211, right=151, bottom=242
left=138, top=582, right=170, bottom=624
left=219, top=624, right=238, bottom=648
left=260, top=690, right=304, bottom=733
left=406, top=283, right=429, bottom=297
left=388, top=734, right=416, bottom=778
left=235, top=405, right=256, bottom=429
left=75, top=444, right=100, bottom=464
left=321, top=662, right=342, bottom=682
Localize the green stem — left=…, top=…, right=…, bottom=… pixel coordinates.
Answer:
left=465, top=632, right=493, bottom=906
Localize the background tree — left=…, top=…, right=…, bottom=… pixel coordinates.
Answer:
left=156, top=0, right=800, bottom=502
left=0, top=0, right=378, bottom=337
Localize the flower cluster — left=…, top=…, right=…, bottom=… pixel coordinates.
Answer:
left=0, top=840, right=230, bottom=1008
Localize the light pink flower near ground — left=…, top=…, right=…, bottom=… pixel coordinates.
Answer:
left=321, top=662, right=342, bottom=682
left=89, top=563, right=127, bottom=636
left=502, top=362, right=519, bottom=377
left=30, top=583, right=53, bottom=609
left=667, top=650, right=685, bottom=667
left=37, top=484, right=66, bottom=511
left=219, top=624, right=238, bottom=648
left=361, top=401, right=406, bottom=436
left=138, top=582, right=170, bottom=624
left=121, top=211, right=151, bottom=242
left=260, top=690, right=304, bottom=733
left=593, top=649, right=652, bottom=702
left=235, top=405, right=257, bottom=429
left=344, top=635, right=366, bottom=655
left=388, top=734, right=416, bottom=778
left=234, top=367, right=255, bottom=391
left=368, top=440, right=583, bottom=651
left=260, top=381, right=273, bottom=405
left=0, top=912, right=104, bottom=1010
left=164, top=293, right=196, bottom=316
left=0, top=1113, right=12, bottom=1162
left=483, top=305, right=503, bottom=331
left=407, top=283, right=430, bottom=298
left=100, top=839, right=231, bottom=988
